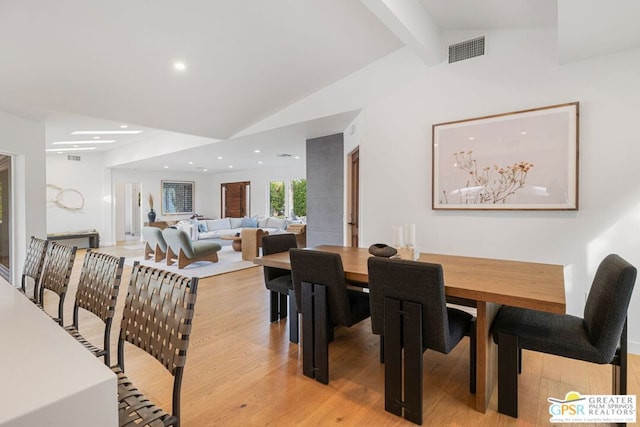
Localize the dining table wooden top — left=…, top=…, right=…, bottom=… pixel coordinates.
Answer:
left=255, top=245, right=566, bottom=314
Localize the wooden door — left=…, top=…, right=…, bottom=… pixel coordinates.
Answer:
left=221, top=181, right=250, bottom=218
left=348, top=148, right=359, bottom=247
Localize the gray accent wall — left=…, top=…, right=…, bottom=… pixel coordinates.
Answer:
left=306, top=133, right=343, bottom=246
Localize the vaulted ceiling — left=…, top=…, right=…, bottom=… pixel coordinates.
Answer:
left=1, top=0, right=639, bottom=172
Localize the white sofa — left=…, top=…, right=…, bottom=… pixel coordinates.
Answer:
left=177, top=217, right=291, bottom=241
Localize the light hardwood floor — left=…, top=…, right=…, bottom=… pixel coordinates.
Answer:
left=43, top=244, right=639, bottom=426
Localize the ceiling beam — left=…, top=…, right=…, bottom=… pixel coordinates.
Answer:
left=361, top=0, right=443, bottom=65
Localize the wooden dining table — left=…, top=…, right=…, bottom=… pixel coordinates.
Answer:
left=255, top=245, right=566, bottom=413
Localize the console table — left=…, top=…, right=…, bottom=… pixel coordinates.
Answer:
left=47, top=230, right=100, bottom=248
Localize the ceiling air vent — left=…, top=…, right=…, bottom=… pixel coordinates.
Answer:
left=449, top=36, right=485, bottom=64
left=67, top=155, right=81, bottom=161
left=276, top=153, right=292, bottom=158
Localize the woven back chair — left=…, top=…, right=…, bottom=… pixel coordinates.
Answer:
left=113, top=263, right=198, bottom=427
left=20, top=236, right=49, bottom=303
left=38, top=242, right=77, bottom=325
left=63, top=250, right=125, bottom=366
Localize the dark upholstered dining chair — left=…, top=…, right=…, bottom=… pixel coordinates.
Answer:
left=63, top=250, right=125, bottom=366
left=20, top=236, right=49, bottom=303
left=112, top=263, right=198, bottom=427
left=491, top=254, right=637, bottom=418
left=290, top=249, right=370, bottom=385
left=367, top=257, right=476, bottom=425
left=142, top=226, right=168, bottom=262
left=37, top=242, right=77, bottom=325
left=261, top=233, right=299, bottom=343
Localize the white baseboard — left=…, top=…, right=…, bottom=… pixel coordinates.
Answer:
left=628, top=340, right=640, bottom=356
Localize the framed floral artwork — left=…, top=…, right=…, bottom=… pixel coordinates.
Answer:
left=432, top=102, right=579, bottom=210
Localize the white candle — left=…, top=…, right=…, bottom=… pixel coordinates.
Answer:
left=404, top=224, right=416, bottom=247
left=392, top=225, right=403, bottom=247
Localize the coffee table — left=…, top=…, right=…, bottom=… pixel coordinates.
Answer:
left=219, top=235, right=241, bottom=251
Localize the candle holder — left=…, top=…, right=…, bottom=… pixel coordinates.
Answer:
left=392, top=224, right=419, bottom=260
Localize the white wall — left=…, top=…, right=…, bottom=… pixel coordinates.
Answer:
left=210, top=163, right=306, bottom=219
left=357, top=29, right=640, bottom=352
left=46, top=158, right=218, bottom=245
left=0, top=110, right=46, bottom=285
left=111, top=169, right=216, bottom=240
left=46, top=153, right=108, bottom=235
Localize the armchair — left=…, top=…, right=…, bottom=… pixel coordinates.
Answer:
left=142, top=226, right=168, bottom=262
left=162, top=228, right=222, bottom=269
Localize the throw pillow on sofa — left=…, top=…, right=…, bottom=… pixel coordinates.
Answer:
left=209, top=218, right=231, bottom=231
left=197, top=222, right=208, bottom=233
left=229, top=217, right=242, bottom=228
left=240, top=217, right=258, bottom=228
left=266, top=217, right=287, bottom=230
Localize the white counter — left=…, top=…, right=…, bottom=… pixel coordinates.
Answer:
left=0, top=279, right=117, bottom=427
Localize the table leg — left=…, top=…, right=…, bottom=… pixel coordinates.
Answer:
left=475, top=301, right=500, bottom=413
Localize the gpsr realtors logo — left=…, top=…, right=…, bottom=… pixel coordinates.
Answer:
left=548, top=391, right=636, bottom=423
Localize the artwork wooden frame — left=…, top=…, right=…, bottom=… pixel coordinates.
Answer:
left=432, top=102, right=579, bottom=210
left=161, top=180, right=194, bottom=215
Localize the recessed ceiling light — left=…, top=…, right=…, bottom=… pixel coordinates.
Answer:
left=93, top=136, right=100, bottom=139
left=521, top=131, right=527, bottom=135
left=174, top=62, right=187, bottom=71
left=203, top=169, right=208, bottom=172
left=164, top=166, right=169, bottom=169
left=52, top=140, right=116, bottom=145
left=188, top=161, right=194, bottom=165
left=45, top=147, right=97, bottom=152
left=217, top=156, right=223, bottom=160
left=294, top=156, right=300, bottom=160
left=254, top=149, right=260, bottom=153
left=258, top=161, right=263, bottom=165
left=72, top=130, right=142, bottom=135
left=228, top=165, right=233, bottom=168
left=468, top=137, right=475, bottom=140
left=120, top=124, right=128, bottom=129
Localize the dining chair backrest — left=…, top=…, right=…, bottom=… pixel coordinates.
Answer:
left=583, top=253, right=637, bottom=362
left=39, top=242, right=77, bottom=324
left=74, top=250, right=125, bottom=323
left=118, top=263, right=198, bottom=374
left=368, top=257, right=454, bottom=354
left=290, top=249, right=353, bottom=326
left=116, top=263, right=198, bottom=426
left=21, top=236, right=49, bottom=300
left=262, top=233, right=298, bottom=282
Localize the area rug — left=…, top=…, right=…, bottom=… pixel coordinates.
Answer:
left=125, top=246, right=258, bottom=278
